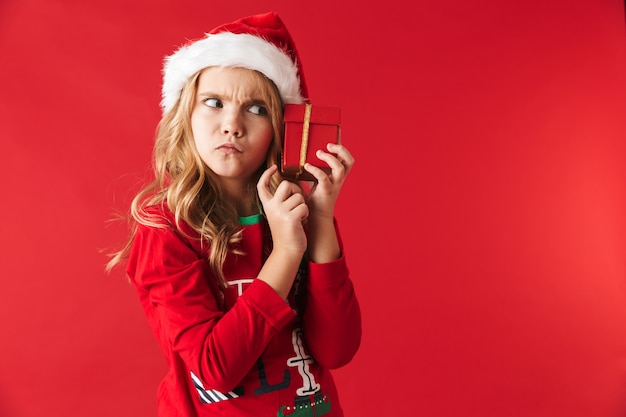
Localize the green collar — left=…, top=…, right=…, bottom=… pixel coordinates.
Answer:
left=239, top=213, right=263, bottom=226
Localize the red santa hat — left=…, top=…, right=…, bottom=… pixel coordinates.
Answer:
left=161, top=12, right=309, bottom=113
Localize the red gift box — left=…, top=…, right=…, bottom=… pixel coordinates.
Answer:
left=281, top=104, right=341, bottom=181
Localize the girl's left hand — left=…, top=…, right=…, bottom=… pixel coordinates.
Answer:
left=303, top=142, right=354, bottom=220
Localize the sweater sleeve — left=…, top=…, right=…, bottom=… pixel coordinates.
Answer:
left=126, top=222, right=297, bottom=393
left=302, top=223, right=362, bottom=369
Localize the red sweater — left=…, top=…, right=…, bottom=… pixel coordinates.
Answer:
left=126, top=207, right=361, bottom=417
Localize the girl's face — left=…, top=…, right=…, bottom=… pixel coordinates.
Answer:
left=191, top=66, right=274, bottom=191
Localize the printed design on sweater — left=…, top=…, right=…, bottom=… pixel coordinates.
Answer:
left=193, top=267, right=330, bottom=415
left=287, top=328, right=320, bottom=396
left=278, top=328, right=331, bottom=416
left=189, top=328, right=332, bottom=415
left=228, top=278, right=255, bottom=296
left=278, top=391, right=331, bottom=417
left=190, top=371, right=243, bottom=404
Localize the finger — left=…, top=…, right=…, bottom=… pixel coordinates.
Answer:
left=291, top=201, right=309, bottom=222
left=303, top=162, right=332, bottom=184
left=281, top=193, right=307, bottom=214
left=257, top=165, right=278, bottom=203
left=327, top=143, right=355, bottom=170
left=313, top=150, right=349, bottom=184
left=316, top=149, right=345, bottom=173
left=273, top=179, right=303, bottom=201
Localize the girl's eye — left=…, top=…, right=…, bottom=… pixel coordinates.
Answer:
left=249, top=104, right=268, bottom=116
left=203, top=98, right=223, bottom=108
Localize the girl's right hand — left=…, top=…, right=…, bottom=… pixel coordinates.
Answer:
left=257, top=165, right=309, bottom=257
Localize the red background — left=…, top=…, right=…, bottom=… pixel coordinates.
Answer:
left=1, top=1, right=626, bottom=416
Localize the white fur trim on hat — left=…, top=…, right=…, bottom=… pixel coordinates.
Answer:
left=161, top=32, right=304, bottom=113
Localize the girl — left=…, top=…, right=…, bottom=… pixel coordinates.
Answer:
left=107, top=12, right=361, bottom=417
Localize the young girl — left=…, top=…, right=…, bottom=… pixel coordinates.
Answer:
left=107, top=12, right=361, bottom=417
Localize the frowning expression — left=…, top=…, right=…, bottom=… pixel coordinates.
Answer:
left=191, top=66, right=274, bottom=189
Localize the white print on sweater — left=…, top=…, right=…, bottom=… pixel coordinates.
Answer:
left=287, top=329, right=320, bottom=396
left=190, top=371, right=242, bottom=404
left=228, top=279, right=255, bottom=296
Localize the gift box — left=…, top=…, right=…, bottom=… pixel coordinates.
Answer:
left=281, top=103, right=341, bottom=181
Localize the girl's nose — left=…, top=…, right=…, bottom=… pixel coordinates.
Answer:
left=221, top=109, right=244, bottom=138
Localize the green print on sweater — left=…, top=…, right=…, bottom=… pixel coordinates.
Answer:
left=278, top=392, right=331, bottom=417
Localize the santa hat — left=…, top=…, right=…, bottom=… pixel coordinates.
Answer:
left=161, top=12, right=308, bottom=113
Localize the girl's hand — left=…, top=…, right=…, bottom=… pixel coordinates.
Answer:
left=257, top=165, right=309, bottom=257
left=303, top=143, right=354, bottom=221
left=301, top=143, right=354, bottom=263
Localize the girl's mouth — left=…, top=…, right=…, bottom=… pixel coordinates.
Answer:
left=217, top=144, right=243, bottom=154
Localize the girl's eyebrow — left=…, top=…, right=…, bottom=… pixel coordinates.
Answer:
left=197, top=91, right=223, bottom=99
left=197, top=92, right=267, bottom=106
left=249, top=98, right=268, bottom=106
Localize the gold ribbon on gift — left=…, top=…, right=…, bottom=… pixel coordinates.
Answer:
left=297, top=104, right=312, bottom=178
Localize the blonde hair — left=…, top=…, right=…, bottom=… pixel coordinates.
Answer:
left=107, top=67, right=288, bottom=288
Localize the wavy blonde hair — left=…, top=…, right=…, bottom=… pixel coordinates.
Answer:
left=107, top=67, right=287, bottom=288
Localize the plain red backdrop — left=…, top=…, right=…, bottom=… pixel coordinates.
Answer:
left=1, top=1, right=626, bottom=416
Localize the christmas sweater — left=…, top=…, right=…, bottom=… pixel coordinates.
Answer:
left=126, top=206, right=361, bottom=417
